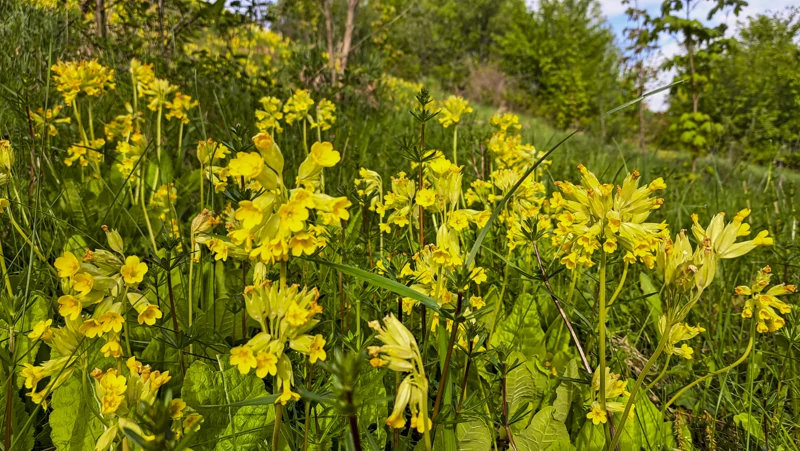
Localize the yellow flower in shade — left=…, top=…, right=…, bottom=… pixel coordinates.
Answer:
left=587, top=401, right=608, bottom=425
left=169, top=399, right=187, bottom=419
left=72, top=272, right=94, bottom=297
left=21, top=364, right=45, bottom=389
left=228, top=152, right=265, bottom=180
left=101, top=339, right=123, bottom=358
left=137, top=305, right=163, bottom=326
left=275, top=384, right=301, bottom=405
left=28, top=319, right=53, bottom=340
left=165, top=92, right=198, bottom=124
left=469, top=267, right=487, bottom=284
left=312, top=99, right=336, bottom=131
left=0, top=198, right=9, bottom=214
left=80, top=319, right=105, bottom=338
left=58, top=295, right=82, bottom=320
left=309, top=334, right=326, bottom=363
left=98, top=312, right=124, bottom=333
left=120, top=256, right=148, bottom=286
left=54, top=251, right=81, bottom=278
left=230, top=345, right=258, bottom=374
left=415, top=189, right=436, bottom=208
left=470, top=296, right=485, bottom=310
left=283, top=89, right=314, bottom=125
left=386, top=412, right=406, bottom=429
left=256, top=352, right=278, bottom=378
left=286, top=302, right=309, bottom=327
left=310, top=141, right=340, bottom=167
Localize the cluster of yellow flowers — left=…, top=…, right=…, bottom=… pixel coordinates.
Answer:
left=737, top=266, right=794, bottom=333
left=51, top=59, right=116, bottom=105
left=551, top=165, right=667, bottom=270
left=91, top=357, right=201, bottom=451
left=436, top=95, right=473, bottom=128
left=194, top=134, right=349, bottom=264
left=229, top=282, right=326, bottom=404
left=487, top=112, right=540, bottom=169
left=659, top=316, right=706, bottom=359
left=183, top=25, right=292, bottom=86
left=28, top=105, right=71, bottom=138
left=378, top=74, right=423, bottom=111
left=586, top=367, right=633, bottom=425
left=369, top=314, right=431, bottom=434
left=255, top=90, right=337, bottom=135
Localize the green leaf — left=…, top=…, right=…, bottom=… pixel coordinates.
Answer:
left=305, top=258, right=445, bottom=317
left=638, top=273, right=662, bottom=333
left=50, top=374, right=106, bottom=451
left=734, top=413, right=764, bottom=444
left=574, top=421, right=605, bottom=451
left=356, top=369, right=387, bottom=449
left=545, top=439, right=575, bottom=451
left=553, top=360, right=579, bottom=423
left=515, top=406, right=571, bottom=450
left=456, top=421, right=493, bottom=451
left=491, top=293, right=546, bottom=362
left=182, top=360, right=273, bottom=451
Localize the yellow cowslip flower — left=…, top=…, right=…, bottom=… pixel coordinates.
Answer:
left=230, top=345, right=258, bottom=374
left=0, top=198, right=9, bottom=215
left=54, top=251, right=81, bottom=278
left=369, top=314, right=430, bottom=432
left=72, top=272, right=94, bottom=297
left=234, top=200, right=264, bottom=230
left=739, top=266, right=794, bottom=333
left=469, top=267, right=487, bottom=284
left=228, top=152, right=265, bottom=180
left=137, top=304, right=163, bottom=326
left=256, top=352, right=278, bottom=378
left=286, top=301, right=309, bottom=327
left=470, top=296, right=485, bottom=310
left=589, top=367, right=632, bottom=417
left=143, top=78, right=178, bottom=111
left=276, top=383, right=301, bottom=405
left=489, top=112, right=522, bottom=133
left=437, top=96, right=473, bottom=128
left=28, top=319, right=53, bottom=340
left=58, top=295, right=83, bottom=320
left=312, top=193, right=352, bottom=226
left=130, top=59, right=155, bottom=96
left=288, top=232, right=318, bottom=257
left=691, top=209, right=772, bottom=260
left=170, top=399, right=187, bottom=419
left=101, top=339, right=123, bottom=358
left=309, top=141, right=340, bottom=167
left=51, top=60, right=116, bottom=105
left=587, top=401, right=608, bottom=425
left=659, top=315, right=705, bottom=359
left=311, top=98, right=336, bottom=131
left=197, top=138, right=230, bottom=165
left=415, top=189, right=436, bottom=208
left=283, top=89, right=314, bottom=125
left=21, top=364, right=46, bottom=389
left=0, top=139, right=13, bottom=171
left=97, top=311, right=124, bottom=333
left=120, top=256, right=148, bottom=286
left=277, top=201, right=309, bottom=233
left=28, top=106, right=71, bottom=138
left=309, top=334, right=326, bottom=363
left=256, top=96, right=284, bottom=133
left=165, top=92, right=198, bottom=124
left=80, top=319, right=105, bottom=338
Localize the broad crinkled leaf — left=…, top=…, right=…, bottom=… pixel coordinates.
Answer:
left=50, top=373, right=106, bottom=451
left=515, top=406, right=570, bottom=450
left=552, top=359, right=579, bottom=423
left=491, top=293, right=546, bottom=362
left=182, top=360, right=273, bottom=451
left=456, top=420, right=493, bottom=451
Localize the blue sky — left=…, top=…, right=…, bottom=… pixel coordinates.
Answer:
left=597, top=0, right=796, bottom=110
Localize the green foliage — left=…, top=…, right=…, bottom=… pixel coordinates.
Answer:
left=50, top=375, right=106, bottom=451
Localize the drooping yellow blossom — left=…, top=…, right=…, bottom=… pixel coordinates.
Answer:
left=437, top=96, right=473, bottom=128
left=738, top=266, right=794, bottom=333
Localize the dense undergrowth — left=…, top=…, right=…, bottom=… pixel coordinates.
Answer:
left=0, top=1, right=798, bottom=451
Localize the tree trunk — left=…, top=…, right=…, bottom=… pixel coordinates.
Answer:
left=95, top=0, right=105, bottom=38
left=338, top=0, right=359, bottom=76
left=686, top=0, right=698, bottom=113
left=322, top=0, right=336, bottom=85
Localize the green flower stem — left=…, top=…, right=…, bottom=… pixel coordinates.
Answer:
left=272, top=403, right=284, bottom=451
left=188, top=234, right=195, bottom=354
left=452, top=126, right=458, bottom=166
left=608, top=261, right=628, bottom=305
left=644, top=354, right=671, bottom=394
left=149, top=105, right=164, bottom=202
left=598, top=251, right=608, bottom=412
left=0, top=237, right=13, bottom=297
left=139, top=163, right=158, bottom=253
left=302, top=363, right=314, bottom=451
left=608, top=317, right=673, bottom=450
left=664, top=321, right=754, bottom=411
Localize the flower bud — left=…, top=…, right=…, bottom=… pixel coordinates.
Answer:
left=191, top=209, right=215, bottom=235
left=101, top=225, right=124, bottom=254
left=0, top=139, right=13, bottom=171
